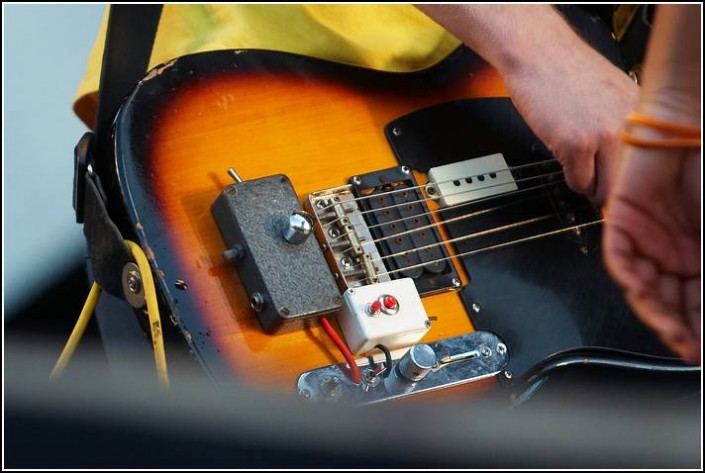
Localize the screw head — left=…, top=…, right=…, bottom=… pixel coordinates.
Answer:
left=504, top=370, right=513, bottom=379
left=497, top=343, right=507, bottom=355
left=320, top=376, right=341, bottom=397
left=480, top=346, right=491, bottom=357
left=472, top=302, right=481, bottom=313
left=452, top=278, right=461, bottom=288
left=401, top=165, right=410, bottom=174
left=392, top=127, right=402, bottom=136
left=122, top=262, right=146, bottom=309
left=352, top=176, right=362, bottom=185
left=174, top=279, right=188, bottom=291
left=127, top=270, right=141, bottom=293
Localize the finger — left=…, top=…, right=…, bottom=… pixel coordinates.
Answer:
left=627, top=292, right=699, bottom=363
left=657, top=273, right=680, bottom=310
left=560, top=150, right=596, bottom=197
left=549, top=130, right=597, bottom=197
left=603, top=222, right=640, bottom=293
left=684, top=277, right=701, bottom=340
left=632, top=257, right=658, bottom=298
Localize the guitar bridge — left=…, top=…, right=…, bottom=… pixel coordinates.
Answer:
left=308, top=166, right=460, bottom=295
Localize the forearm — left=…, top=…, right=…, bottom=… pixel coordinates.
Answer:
left=417, top=4, right=640, bottom=202
left=638, top=5, right=701, bottom=126
left=415, top=4, right=587, bottom=75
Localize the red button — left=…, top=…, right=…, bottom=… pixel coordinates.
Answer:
left=368, top=300, right=382, bottom=315
left=383, top=295, right=398, bottom=310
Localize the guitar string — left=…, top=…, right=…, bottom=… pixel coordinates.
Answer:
left=368, top=220, right=604, bottom=281
left=339, top=180, right=575, bottom=251
left=357, top=169, right=563, bottom=220
left=342, top=199, right=595, bottom=269
left=316, top=158, right=559, bottom=217
left=320, top=163, right=561, bottom=229
left=339, top=203, right=508, bottom=253
left=363, top=179, right=566, bottom=232
left=323, top=170, right=565, bottom=233
left=364, top=214, right=555, bottom=263
left=366, top=184, right=558, bottom=230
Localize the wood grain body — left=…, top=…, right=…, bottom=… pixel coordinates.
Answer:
left=117, top=49, right=508, bottom=390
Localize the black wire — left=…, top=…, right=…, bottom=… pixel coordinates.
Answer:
left=374, top=344, right=393, bottom=378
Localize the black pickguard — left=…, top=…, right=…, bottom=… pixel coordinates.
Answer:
left=387, top=96, right=681, bottom=380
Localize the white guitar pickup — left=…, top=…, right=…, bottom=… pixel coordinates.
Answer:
left=426, top=153, right=518, bottom=207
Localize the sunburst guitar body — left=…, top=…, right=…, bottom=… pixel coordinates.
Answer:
left=110, top=44, right=687, bottom=404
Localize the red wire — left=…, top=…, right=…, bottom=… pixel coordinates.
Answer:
left=320, top=317, right=362, bottom=384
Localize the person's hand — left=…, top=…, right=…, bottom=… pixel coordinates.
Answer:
left=500, top=36, right=639, bottom=203
left=415, top=5, right=639, bottom=202
left=603, top=144, right=701, bottom=364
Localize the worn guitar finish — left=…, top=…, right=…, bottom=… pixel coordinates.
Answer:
left=114, top=48, right=507, bottom=387
left=112, top=44, right=688, bottom=393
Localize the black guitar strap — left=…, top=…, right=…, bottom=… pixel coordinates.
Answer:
left=73, top=5, right=162, bottom=297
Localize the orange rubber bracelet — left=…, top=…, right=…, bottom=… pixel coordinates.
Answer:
left=626, top=112, right=701, bottom=138
left=621, top=131, right=702, bottom=149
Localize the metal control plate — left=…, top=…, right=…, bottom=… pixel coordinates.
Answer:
left=297, top=331, right=508, bottom=405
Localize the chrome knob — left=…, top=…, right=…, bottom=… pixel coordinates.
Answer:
left=283, top=210, right=313, bottom=245
left=397, top=344, right=436, bottom=382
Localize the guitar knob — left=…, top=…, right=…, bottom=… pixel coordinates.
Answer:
left=397, top=343, right=436, bottom=382
left=283, top=210, right=313, bottom=245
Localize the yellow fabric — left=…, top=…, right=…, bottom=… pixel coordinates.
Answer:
left=74, top=4, right=461, bottom=128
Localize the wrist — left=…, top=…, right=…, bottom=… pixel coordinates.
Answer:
left=636, top=90, right=701, bottom=130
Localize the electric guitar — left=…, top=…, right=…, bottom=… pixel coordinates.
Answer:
left=107, top=34, right=692, bottom=402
